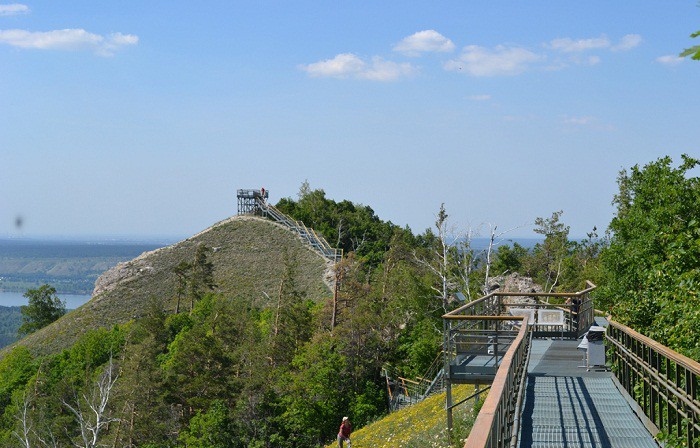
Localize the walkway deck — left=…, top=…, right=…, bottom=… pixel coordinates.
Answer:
left=518, top=339, right=658, bottom=448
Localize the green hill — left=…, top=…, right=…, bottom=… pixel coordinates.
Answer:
left=0, top=216, right=332, bottom=359
left=325, top=385, right=478, bottom=448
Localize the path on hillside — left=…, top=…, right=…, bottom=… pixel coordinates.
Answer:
left=518, top=339, right=658, bottom=448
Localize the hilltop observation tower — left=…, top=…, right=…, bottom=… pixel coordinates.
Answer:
left=237, top=188, right=269, bottom=215
left=236, top=187, right=342, bottom=263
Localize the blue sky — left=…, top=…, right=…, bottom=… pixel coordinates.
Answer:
left=1, top=1, right=698, bottom=240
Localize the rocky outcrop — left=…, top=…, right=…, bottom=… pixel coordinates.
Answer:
left=488, top=272, right=543, bottom=305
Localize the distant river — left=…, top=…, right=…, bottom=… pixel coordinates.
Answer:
left=0, top=291, right=91, bottom=309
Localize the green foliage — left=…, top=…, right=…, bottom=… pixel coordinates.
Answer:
left=188, top=244, right=216, bottom=310
left=278, top=337, right=347, bottom=445
left=528, top=211, right=571, bottom=291
left=276, top=183, right=406, bottom=266
left=680, top=30, right=700, bottom=60
left=492, top=242, right=528, bottom=276
left=18, top=284, right=66, bottom=336
left=179, top=400, right=234, bottom=448
left=0, top=306, right=21, bottom=349
left=601, top=155, right=700, bottom=359
left=0, top=346, right=34, bottom=411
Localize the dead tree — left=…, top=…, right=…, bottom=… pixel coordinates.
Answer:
left=62, top=356, right=120, bottom=448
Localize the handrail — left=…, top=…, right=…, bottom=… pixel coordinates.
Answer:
left=256, top=200, right=342, bottom=263
left=444, top=282, right=595, bottom=447
left=463, top=316, right=531, bottom=448
left=606, top=319, right=700, bottom=446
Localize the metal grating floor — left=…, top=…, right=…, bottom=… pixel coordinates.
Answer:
left=518, top=340, right=658, bottom=448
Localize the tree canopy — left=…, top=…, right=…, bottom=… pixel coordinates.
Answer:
left=681, top=30, right=700, bottom=60
left=17, top=284, right=66, bottom=336
left=600, top=155, right=700, bottom=359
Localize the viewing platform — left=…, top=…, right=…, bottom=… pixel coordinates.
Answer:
left=443, top=282, right=700, bottom=448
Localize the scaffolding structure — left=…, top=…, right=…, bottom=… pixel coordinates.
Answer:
left=237, top=189, right=269, bottom=215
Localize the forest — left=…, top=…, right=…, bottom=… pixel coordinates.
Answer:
left=0, top=155, right=698, bottom=447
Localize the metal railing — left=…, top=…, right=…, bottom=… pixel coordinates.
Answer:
left=462, top=316, right=531, bottom=448
left=258, top=201, right=343, bottom=263
left=443, top=282, right=596, bottom=448
left=385, top=352, right=445, bottom=412
left=445, top=281, right=596, bottom=340
left=607, top=319, right=700, bottom=447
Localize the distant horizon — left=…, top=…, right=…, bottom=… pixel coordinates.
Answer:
left=0, top=234, right=554, bottom=244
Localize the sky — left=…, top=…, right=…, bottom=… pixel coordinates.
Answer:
left=1, top=1, right=699, bottom=241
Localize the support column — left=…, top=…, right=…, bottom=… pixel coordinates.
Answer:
left=444, top=319, right=453, bottom=433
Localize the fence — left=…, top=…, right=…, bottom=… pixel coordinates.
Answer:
left=462, top=317, right=531, bottom=448
left=607, top=319, right=700, bottom=447
left=444, top=281, right=596, bottom=447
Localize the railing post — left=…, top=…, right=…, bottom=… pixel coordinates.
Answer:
left=444, top=318, right=453, bottom=433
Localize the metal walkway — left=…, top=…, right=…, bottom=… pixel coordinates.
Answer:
left=518, top=339, right=658, bottom=448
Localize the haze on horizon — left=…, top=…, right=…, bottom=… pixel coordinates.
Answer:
left=1, top=1, right=698, bottom=240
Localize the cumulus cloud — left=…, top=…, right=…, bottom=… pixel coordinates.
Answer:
left=444, top=45, right=543, bottom=76
left=393, top=30, right=455, bottom=56
left=359, top=56, right=415, bottom=81
left=300, top=53, right=365, bottom=78
left=0, top=28, right=139, bottom=55
left=0, top=3, right=29, bottom=16
left=656, top=54, right=684, bottom=66
left=300, top=53, right=414, bottom=81
left=612, top=34, right=642, bottom=51
left=549, top=36, right=610, bottom=53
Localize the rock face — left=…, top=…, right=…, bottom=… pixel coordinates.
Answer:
left=92, top=252, right=159, bottom=297
left=488, top=272, right=543, bottom=305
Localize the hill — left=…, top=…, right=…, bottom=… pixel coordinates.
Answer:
left=0, top=215, right=332, bottom=358
left=325, top=385, right=478, bottom=448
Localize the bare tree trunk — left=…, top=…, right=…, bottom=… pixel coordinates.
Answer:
left=62, top=355, right=120, bottom=448
left=331, top=268, right=340, bottom=332
left=13, top=391, right=32, bottom=448
left=274, top=278, right=284, bottom=337
left=483, top=225, right=497, bottom=295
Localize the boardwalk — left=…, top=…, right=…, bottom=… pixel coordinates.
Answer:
left=518, top=339, right=658, bottom=448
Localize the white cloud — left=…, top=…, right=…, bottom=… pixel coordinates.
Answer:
left=393, top=30, right=455, bottom=56
left=445, top=45, right=543, bottom=77
left=549, top=36, right=610, bottom=53
left=656, top=54, right=684, bottom=66
left=0, top=28, right=138, bottom=55
left=564, top=116, right=595, bottom=125
left=0, top=3, right=29, bottom=16
left=468, top=94, right=491, bottom=101
left=300, top=53, right=366, bottom=78
left=300, top=53, right=414, bottom=81
left=358, top=57, right=415, bottom=81
left=612, top=34, right=642, bottom=51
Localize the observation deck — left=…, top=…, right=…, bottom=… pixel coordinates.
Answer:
left=442, top=282, right=700, bottom=448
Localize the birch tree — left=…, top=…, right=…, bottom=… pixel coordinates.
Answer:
left=62, top=356, right=119, bottom=448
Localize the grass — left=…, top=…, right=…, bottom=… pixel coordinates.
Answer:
left=0, top=216, right=333, bottom=359
left=327, top=385, right=480, bottom=448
